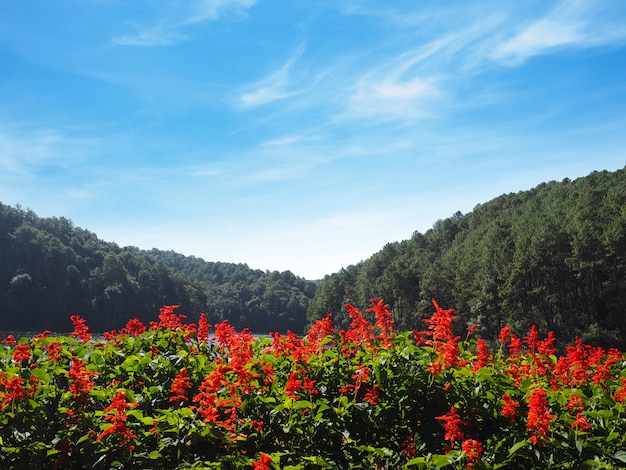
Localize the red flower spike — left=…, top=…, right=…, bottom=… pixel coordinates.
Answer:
left=435, top=406, right=465, bottom=447
left=170, top=368, right=192, bottom=407
left=526, top=386, right=556, bottom=444
left=96, top=390, right=139, bottom=446
left=501, top=393, right=520, bottom=423
left=197, top=313, right=210, bottom=343
left=70, top=315, right=92, bottom=343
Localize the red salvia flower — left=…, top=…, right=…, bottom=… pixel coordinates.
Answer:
left=401, top=435, right=417, bottom=459
left=197, top=313, right=210, bottom=343
left=367, top=298, right=396, bottom=348
left=537, top=331, right=556, bottom=356
left=122, top=318, right=146, bottom=337
left=524, top=325, right=539, bottom=351
left=96, top=390, right=139, bottom=447
left=526, top=386, right=555, bottom=445
left=363, top=386, right=380, bottom=405
left=285, top=372, right=303, bottom=399
left=422, top=299, right=456, bottom=342
left=13, top=343, right=31, bottom=363
left=472, top=338, right=492, bottom=371
left=501, top=393, right=520, bottom=423
left=566, top=393, right=585, bottom=413
left=436, top=406, right=465, bottom=447
left=498, top=325, right=511, bottom=345
left=2, top=334, right=16, bottom=346
left=170, top=368, right=192, bottom=407
left=508, top=334, right=523, bottom=356
left=462, top=439, right=483, bottom=467
left=70, top=315, right=92, bottom=343
left=466, top=323, right=479, bottom=338
left=342, top=303, right=375, bottom=349
left=67, top=356, right=98, bottom=400
left=252, top=453, right=273, bottom=470
left=157, top=304, right=185, bottom=330
left=47, top=341, right=63, bottom=361
left=0, top=375, right=28, bottom=411
left=571, top=412, right=592, bottom=431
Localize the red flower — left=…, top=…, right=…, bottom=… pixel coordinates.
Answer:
left=67, top=356, right=98, bottom=400
left=524, top=325, right=539, bottom=351
left=252, top=453, right=273, bottom=470
left=47, top=341, right=63, bottom=361
left=571, top=412, right=592, bottom=431
left=498, top=325, right=510, bottom=345
left=367, top=298, right=396, bottom=348
left=96, top=390, right=139, bottom=447
left=436, top=406, right=465, bottom=447
left=197, top=313, right=210, bottom=343
left=501, top=393, right=520, bottom=423
left=462, top=439, right=483, bottom=467
left=566, top=393, right=584, bottom=413
left=472, top=338, right=491, bottom=371
left=363, top=386, right=379, bottom=405
left=122, top=318, right=146, bottom=336
left=13, top=343, right=31, bottom=363
left=0, top=375, right=28, bottom=411
left=285, top=372, right=303, bottom=399
left=526, top=387, right=555, bottom=444
left=170, top=368, right=192, bottom=406
left=2, top=334, right=16, bottom=346
left=70, top=315, right=92, bottom=343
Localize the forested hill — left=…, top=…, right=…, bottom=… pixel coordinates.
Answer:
left=144, top=249, right=317, bottom=333
left=0, top=203, right=315, bottom=333
left=307, top=167, right=626, bottom=349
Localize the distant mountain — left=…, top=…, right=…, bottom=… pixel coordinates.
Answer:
left=0, top=203, right=315, bottom=333
left=307, top=167, right=626, bottom=349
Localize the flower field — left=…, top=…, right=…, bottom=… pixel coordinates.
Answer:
left=2, top=299, right=626, bottom=469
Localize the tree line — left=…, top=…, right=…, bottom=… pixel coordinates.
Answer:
left=307, top=167, right=626, bottom=349
left=0, top=203, right=316, bottom=333
left=3, top=166, right=625, bottom=344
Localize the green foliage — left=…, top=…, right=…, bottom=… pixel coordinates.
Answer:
left=308, top=167, right=626, bottom=349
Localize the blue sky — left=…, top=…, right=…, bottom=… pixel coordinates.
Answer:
left=1, top=1, right=625, bottom=279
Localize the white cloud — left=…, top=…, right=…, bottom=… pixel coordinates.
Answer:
left=112, top=0, right=258, bottom=47
left=492, top=0, right=626, bottom=65
left=237, top=45, right=306, bottom=107
left=343, top=40, right=447, bottom=121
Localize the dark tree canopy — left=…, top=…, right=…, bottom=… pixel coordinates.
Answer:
left=0, top=204, right=315, bottom=334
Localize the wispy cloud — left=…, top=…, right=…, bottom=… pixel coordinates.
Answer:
left=0, top=124, right=98, bottom=176
left=237, top=44, right=306, bottom=107
left=492, top=0, right=626, bottom=65
left=112, top=0, right=257, bottom=47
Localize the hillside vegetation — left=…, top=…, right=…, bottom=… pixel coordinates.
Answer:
left=0, top=204, right=314, bottom=333
left=307, top=167, right=626, bottom=349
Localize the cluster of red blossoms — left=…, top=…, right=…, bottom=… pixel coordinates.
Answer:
left=3, top=297, right=626, bottom=469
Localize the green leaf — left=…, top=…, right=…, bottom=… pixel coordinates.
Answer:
left=614, top=451, right=626, bottom=463
left=508, top=440, right=528, bottom=456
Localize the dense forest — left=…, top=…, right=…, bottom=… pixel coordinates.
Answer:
left=307, top=167, right=626, bottom=349
left=0, top=204, right=315, bottom=333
